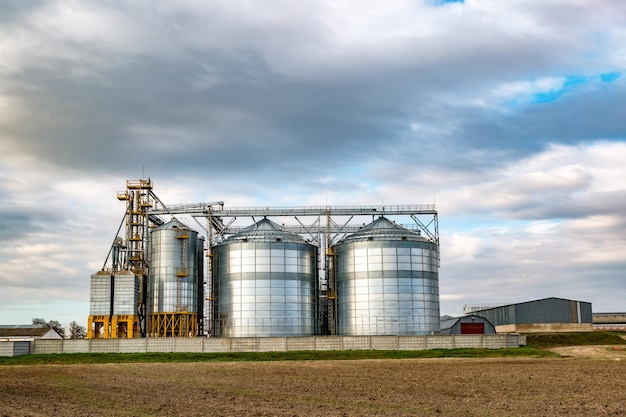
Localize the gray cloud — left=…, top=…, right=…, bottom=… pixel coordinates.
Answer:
left=1, top=0, right=625, bottom=324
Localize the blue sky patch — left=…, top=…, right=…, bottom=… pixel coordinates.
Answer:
left=530, top=73, right=615, bottom=104
left=432, top=0, right=464, bottom=5
left=600, top=71, right=621, bottom=83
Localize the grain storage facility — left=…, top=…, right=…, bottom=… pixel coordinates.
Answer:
left=333, top=217, right=440, bottom=336
left=88, top=179, right=440, bottom=338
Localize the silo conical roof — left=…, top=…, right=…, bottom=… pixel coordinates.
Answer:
left=337, top=216, right=427, bottom=244
left=221, top=218, right=310, bottom=245
left=152, top=219, right=194, bottom=232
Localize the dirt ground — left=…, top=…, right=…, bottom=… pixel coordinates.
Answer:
left=549, top=344, right=626, bottom=360
left=1, top=349, right=626, bottom=417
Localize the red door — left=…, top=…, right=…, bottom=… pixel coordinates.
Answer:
left=460, top=322, right=485, bottom=334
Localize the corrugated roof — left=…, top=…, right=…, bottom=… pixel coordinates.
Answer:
left=469, top=297, right=591, bottom=313
left=336, top=217, right=428, bottom=244
left=0, top=327, right=57, bottom=337
left=220, top=218, right=310, bottom=245
left=439, top=314, right=494, bottom=330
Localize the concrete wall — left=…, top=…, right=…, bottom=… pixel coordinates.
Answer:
left=496, top=323, right=594, bottom=333
left=0, top=341, right=31, bottom=357
left=31, top=334, right=525, bottom=355
left=594, top=323, right=626, bottom=331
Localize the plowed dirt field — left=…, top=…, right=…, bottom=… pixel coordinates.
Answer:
left=2, top=354, right=625, bottom=416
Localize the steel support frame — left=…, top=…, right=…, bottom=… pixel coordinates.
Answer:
left=156, top=205, right=439, bottom=336
left=100, top=179, right=438, bottom=338
left=149, top=312, right=198, bottom=337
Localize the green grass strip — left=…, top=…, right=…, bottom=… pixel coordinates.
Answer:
left=0, top=347, right=555, bottom=366
left=525, top=331, right=626, bottom=349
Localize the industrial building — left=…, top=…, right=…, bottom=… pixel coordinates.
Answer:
left=439, top=315, right=496, bottom=335
left=468, top=297, right=593, bottom=333
left=88, top=179, right=440, bottom=338
left=0, top=325, right=63, bottom=340
left=593, top=313, right=626, bottom=331
left=0, top=325, right=63, bottom=356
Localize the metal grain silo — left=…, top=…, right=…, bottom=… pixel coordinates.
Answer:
left=148, top=219, right=201, bottom=337
left=212, top=218, right=318, bottom=337
left=333, top=217, right=440, bottom=336
left=87, top=270, right=140, bottom=338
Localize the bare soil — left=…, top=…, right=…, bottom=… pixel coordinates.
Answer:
left=549, top=344, right=626, bottom=360
left=1, top=354, right=626, bottom=416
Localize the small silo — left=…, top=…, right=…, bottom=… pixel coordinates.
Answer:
left=87, top=269, right=140, bottom=339
left=333, top=217, right=440, bottom=336
left=148, top=219, right=201, bottom=337
left=212, top=218, right=318, bottom=337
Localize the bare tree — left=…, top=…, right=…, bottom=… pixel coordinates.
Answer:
left=68, top=321, right=87, bottom=339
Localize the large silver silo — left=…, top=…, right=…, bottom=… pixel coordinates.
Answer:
left=212, top=218, right=318, bottom=337
left=333, top=217, right=440, bottom=336
left=148, top=219, right=201, bottom=337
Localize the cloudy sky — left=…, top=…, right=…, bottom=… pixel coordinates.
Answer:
left=1, top=0, right=625, bottom=328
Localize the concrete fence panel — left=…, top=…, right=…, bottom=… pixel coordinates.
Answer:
left=258, top=337, right=287, bottom=352
left=506, top=334, right=523, bottom=348
left=91, top=339, right=120, bottom=353
left=174, top=338, right=203, bottom=353
left=370, top=336, right=399, bottom=350
left=481, top=335, right=506, bottom=349
left=119, top=339, right=148, bottom=353
left=342, top=336, right=371, bottom=351
left=0, top=341, right=15, bottom=357
left=33, top=339, right=63, bottom=354
left=203, top=338, right=231, bottom=352
left=286, top=337, right=315, bottom=351
left=315, top=336, right=342, bottom=351
left=426, top=335, right=454, bottom=349
left=231, top=337, right=258, bottom=352
left=63, top=339, right=90, bottom=353
left=147, top=338, right=175, bottom=352
left=452, top=335, right=481, bottom=349
left=398, top=336, right=427, bottom=350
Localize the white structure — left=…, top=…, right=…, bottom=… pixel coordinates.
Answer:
left=0, top=325, right=63, bottom=340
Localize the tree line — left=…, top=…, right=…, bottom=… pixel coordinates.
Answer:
left=32, top=318, right=86, bottom=339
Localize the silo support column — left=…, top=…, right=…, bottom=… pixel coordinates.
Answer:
left=149, top=313, right=198, bottom=337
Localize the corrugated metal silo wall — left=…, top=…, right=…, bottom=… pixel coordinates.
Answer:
left=334, top=240, right=440, bottom=336
left=212, top=241, right=319, bottom=337
left=149, top=227, right=199, bottom=314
